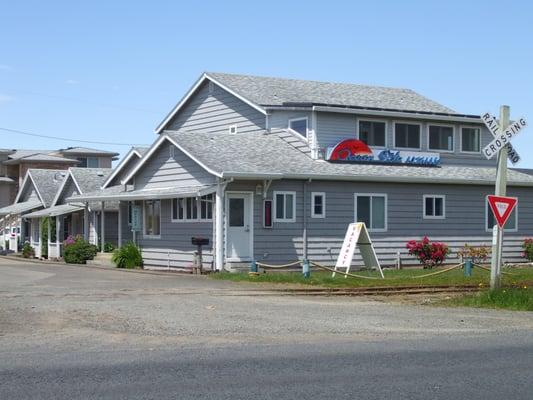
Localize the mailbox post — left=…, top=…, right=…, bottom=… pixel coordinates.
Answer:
left=191, top=237, right=209, bottom=274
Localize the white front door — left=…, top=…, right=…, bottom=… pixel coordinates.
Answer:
left=225, top=192, right=253, bottom=261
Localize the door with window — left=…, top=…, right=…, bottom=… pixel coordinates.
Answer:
left=225, top=193, right=253, bottom=261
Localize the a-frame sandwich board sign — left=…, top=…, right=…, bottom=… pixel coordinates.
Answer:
left=487, top=195, right=518, bottom=228
left=333, top=222, right=384, bottom=278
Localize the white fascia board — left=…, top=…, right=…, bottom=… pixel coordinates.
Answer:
left=312, top=106, right=482, bottom=124
left=121, top=134, right=222, bottom=186
left=154, top=73, right=267, bottom=134
left=51, top=170, right=74, bottom=207
left=14, top=172, right=31, bottom=204
left=102, top=148, right=141, bottom=189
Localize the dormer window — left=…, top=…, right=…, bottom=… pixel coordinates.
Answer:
left=288, top=117, right=308, bottom=139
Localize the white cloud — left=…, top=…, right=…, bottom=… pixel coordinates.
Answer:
left=66, top=79, right=79, bottom=85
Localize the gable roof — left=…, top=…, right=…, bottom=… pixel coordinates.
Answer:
left=163, top=130, right=533, bottom=187
left=52, top=167, right=113, bottom=206
left=156, top=72, right=474, bottom=133
left=102, top=146, right=148, bottom=189
left=15, top=169, right=68, bottom=207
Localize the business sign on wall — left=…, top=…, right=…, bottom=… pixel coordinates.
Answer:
left=326, top=139, right=440, bottom=166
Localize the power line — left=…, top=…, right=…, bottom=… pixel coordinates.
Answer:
left=0, top=127, right=149, bottom=147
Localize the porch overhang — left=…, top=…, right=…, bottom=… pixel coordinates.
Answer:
left=0, top=200, right=43, bottom=217
left=66, top=184, right=218, bottom=202
left=23, top=204, right=84, bottom=219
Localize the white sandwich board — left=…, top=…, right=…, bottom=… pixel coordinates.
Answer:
left=333, top=222, right=384, bottom=278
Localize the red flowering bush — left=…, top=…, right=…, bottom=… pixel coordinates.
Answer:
left=522, top=238, right=533, bottom=261
left=406, top=237, right=450, bottom=269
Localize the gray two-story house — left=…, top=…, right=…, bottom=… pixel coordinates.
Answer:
left=71, top=72, right=533, bottom=271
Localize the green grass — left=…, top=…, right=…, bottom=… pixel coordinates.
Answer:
left=210, top=266, right=533, bottom=289
left=445, top=288, right=533, bottom=311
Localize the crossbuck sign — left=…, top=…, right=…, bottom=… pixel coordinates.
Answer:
left=482, top=112, right=527, bottom=162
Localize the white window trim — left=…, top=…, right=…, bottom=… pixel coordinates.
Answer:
left=392, top=121, right=422, bottom=150
left=143, top=200, right=161, bottom=239
left=485, top=196, right=518, bottom=232
left=354, top=193, right=388, bottom=232
left=356, top=118, right=388, bottom=149
left=427, top=123, right=455, bottom=153
left=423, top=195, right=446, bottom=220
left=311, top=192, right=326, bottom=219
left=288, top=117, right=309, bottom=140
left=460, top=125, right=482, bottom=154
left=273, top=191, right=296, bottom=223
left=171, top=196, right=213, bottom=223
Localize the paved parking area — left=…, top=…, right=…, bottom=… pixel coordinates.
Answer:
left=1, top=258, right=532, bottom=399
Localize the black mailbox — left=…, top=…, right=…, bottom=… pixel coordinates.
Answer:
left=191, top=237, right=209, bottom=246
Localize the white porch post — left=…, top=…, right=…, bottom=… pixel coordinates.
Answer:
left=47, top=216, right=51, bottom=258
left=100, top=201, right=105, bottom=253
left=215, top=183, right=225, bottom=271
left=118, top=201, right=122, bottom=248
left=83, top=202, right=89, bottom=241
left=56, top=216, right=61, bottom=257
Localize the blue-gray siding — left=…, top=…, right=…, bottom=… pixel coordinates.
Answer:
left=56, top=177, right=79, bottom=205
left=165, top=80, right=265, bottom=135
left=134, top=141, right=216, bottom=190
left=108, top=155, right=141, bottom=187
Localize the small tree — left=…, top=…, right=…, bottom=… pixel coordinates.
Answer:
left=406, top=237, right=449, bottom=269
left=112, top=242, right=143, bottom=269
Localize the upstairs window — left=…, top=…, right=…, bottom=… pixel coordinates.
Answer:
left=77, top=157, right=99, bottom=168
left=429, top=125, right=454, bottom=151
left=359, top=120, right=386, bottom=147
left=288, top=117, right=308, bottom=139
left=423, top=195, right=445, bottom=219
left=172, top=194, right=213, bottom=222
left=274, top=191, right=296, bottom=222
left=461, top=127, right=481, bottom=153
left=394, top=123, right=420, bottom=149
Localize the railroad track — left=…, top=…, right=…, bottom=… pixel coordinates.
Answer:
left=273, top=285, right=481, bottom=296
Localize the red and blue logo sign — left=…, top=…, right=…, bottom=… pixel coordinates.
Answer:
left=326, top=139, right=440, bottom=167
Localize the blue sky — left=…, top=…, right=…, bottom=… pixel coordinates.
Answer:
left=1, top=1, right=532, bottom=166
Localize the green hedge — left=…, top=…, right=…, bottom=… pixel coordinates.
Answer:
left=63, top=237, right=98, bottom=264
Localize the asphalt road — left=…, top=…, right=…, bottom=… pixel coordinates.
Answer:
left=1, top=259, right=532, bottom=399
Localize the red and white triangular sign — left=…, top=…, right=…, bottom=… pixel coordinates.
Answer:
left=487, top=195, right=518, bottom=228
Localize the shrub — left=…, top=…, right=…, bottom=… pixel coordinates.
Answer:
left=63, top=236, right=98, bottom=264
left=458, top=244, right=490, bottom=264
left=406, top=237, right=450, bottom=269
left=112, top=242, right=143, bottom=269
left=522, top=238, right=533, bottom=261
left=22, top=241, right=34, bottom=258
left=104, top=242, right=115, bottom=253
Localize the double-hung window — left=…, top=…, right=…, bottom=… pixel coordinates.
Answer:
left=359, top=120, right=386, bottom=147
left=172, top=194, right=213, bottom=222
left=461, top=127, right=481, bottom=153
left=354, top=194, right=387, bottom=231
left=423, top=195, right=445, bottom=219
left=311, top=192, right=326, bottom=218
left=144, top=200, right=161, bottom=237
left=429, top=125, right=454, bottom=152
left=394, top=123, right=420, bottom=149
left=274, top=191, right=296, bottom=222
left=288, top=117, right=308, bottom=139
left=77, top=157, right=99, bottom=168
left=486, top=198, right=517, bottom=231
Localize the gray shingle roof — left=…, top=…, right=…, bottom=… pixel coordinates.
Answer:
left=167, top=130, right=533, bottom=187
left=28, top=169, right=68, bottom=207
left=69, top=168, right=113, bottom=193
left=207, top=72, right=457, bottom=115
left=58, top=147, right=120, bottom=156
left=4, top=153, right=79, bottom=164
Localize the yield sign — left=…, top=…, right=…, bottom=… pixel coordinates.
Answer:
left=487, top=195, right=518, bottom=228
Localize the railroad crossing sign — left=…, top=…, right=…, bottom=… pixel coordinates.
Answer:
left=482, top=112, right=527, bottom=161
left=487, top=195, right=517, bottom=228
